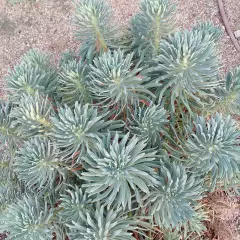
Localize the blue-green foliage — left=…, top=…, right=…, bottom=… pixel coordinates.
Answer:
left=0, top=0, right=239, bottom=239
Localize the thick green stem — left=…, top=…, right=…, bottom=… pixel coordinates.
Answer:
left=92, top=16, right=108, bottom=52
left=153, top=15, right=161, bottom=55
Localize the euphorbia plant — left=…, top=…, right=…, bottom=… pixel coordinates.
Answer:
left=0, top=0, right=240, bottom=239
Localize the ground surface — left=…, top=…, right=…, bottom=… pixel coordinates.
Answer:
left=0, top=0, right=240, bottom=84
left=0, top=0, right=240, bottom=239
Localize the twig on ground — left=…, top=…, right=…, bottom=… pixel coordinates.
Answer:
left=218, top=0, right=240, bottom=52
left=217, top=0, right=240, bottom=52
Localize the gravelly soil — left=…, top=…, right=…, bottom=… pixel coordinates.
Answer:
left=173, top=0, right=240, bottom=73
left=0, top=0, right=240, bottom=85
left=0, top=0, right=239, bottom=239
left=0, top=0, right=79, bottom=89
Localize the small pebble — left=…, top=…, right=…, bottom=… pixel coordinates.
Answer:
left=234, top=30, right=240, bottom=39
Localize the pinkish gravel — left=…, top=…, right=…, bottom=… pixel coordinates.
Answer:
left=172, top=0, right=240, bottom=73
left=0, top=0, right=79, bottom=89
left=0, top=1, right=240, bottom=239
left=0, top=0, right=239, bottom=86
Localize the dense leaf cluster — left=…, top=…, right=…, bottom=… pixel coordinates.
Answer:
left=0, top=0, right=240, bottom=239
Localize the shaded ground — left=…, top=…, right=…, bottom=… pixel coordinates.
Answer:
left=203, top=190, right=240, bottom=240
left=0, top=0, right=240, bottom=239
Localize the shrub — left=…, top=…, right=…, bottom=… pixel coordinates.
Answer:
left=0, top=0, right=240, bottom=239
